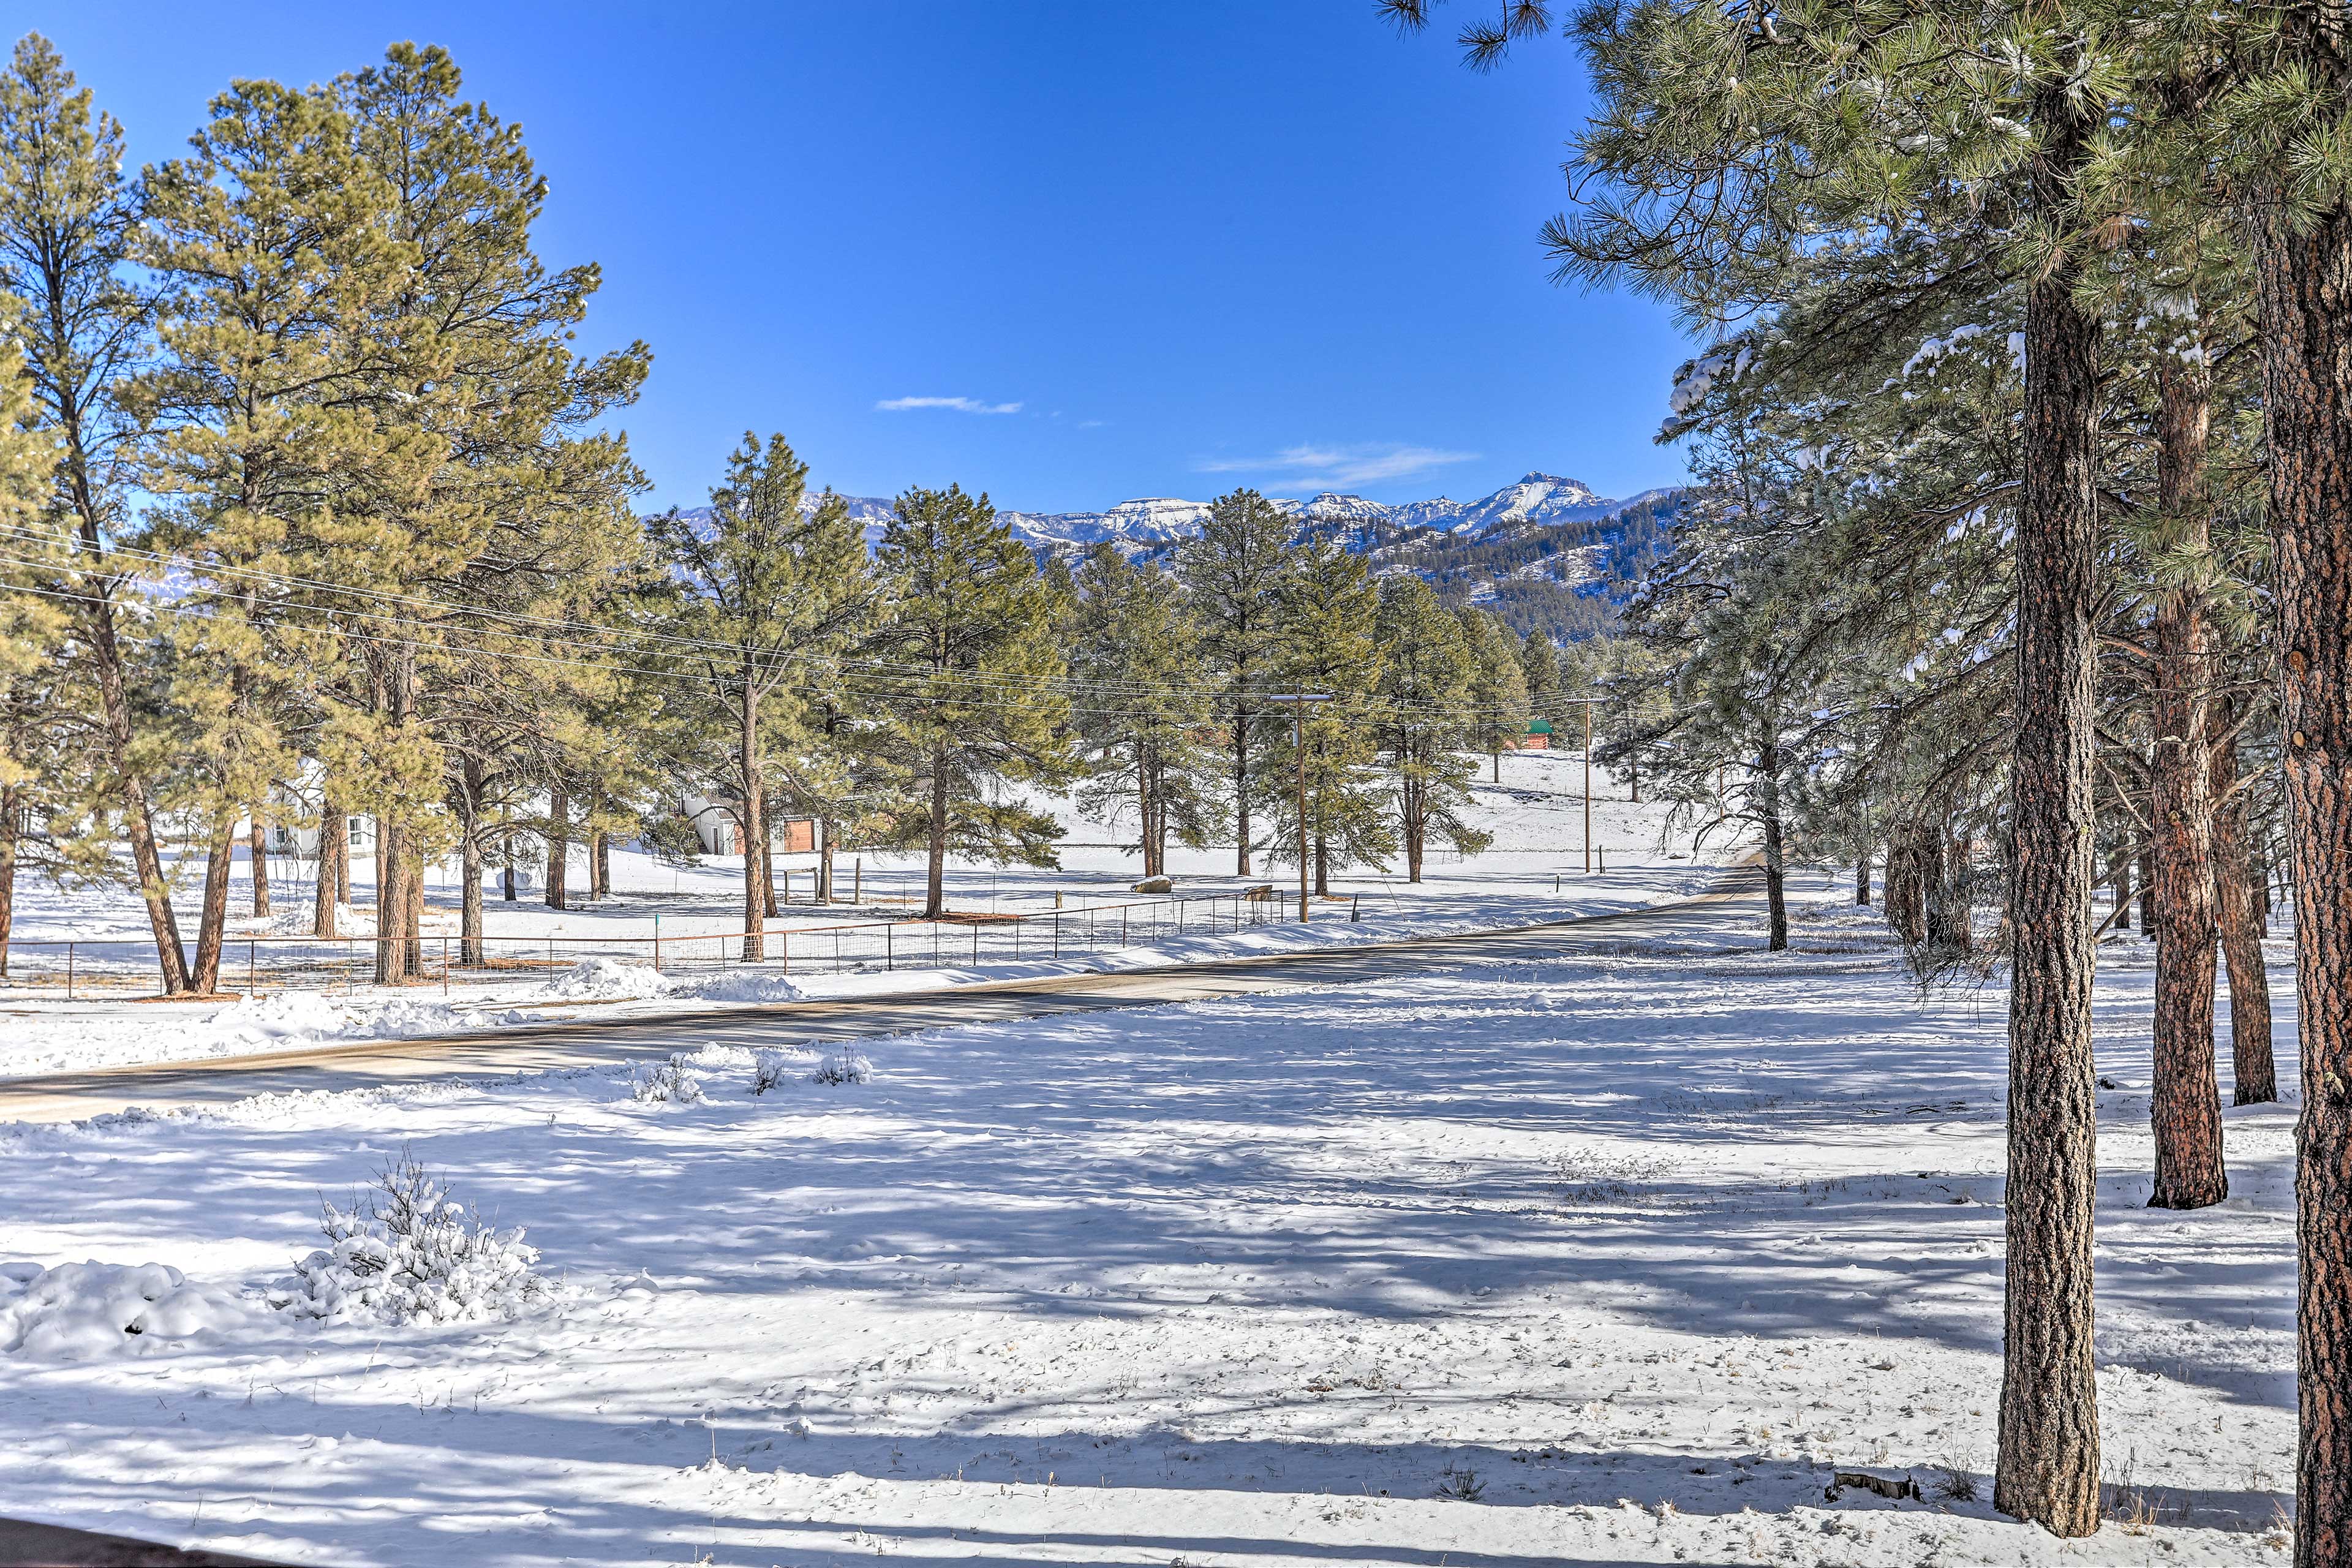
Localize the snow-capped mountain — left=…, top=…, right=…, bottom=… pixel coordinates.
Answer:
left=996, top=497, right=1212, bottom=549
left=660, top=472, right=1668, bottom=552
left=990, top=473, right=1672, bottom=552
left=651, top=470, right=1683, bottom=641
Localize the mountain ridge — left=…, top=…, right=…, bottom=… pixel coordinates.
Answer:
left=652, top=469, right=1684, bottom=641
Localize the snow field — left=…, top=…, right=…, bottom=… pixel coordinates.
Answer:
left=0, top=876, right=2297, bottom=1564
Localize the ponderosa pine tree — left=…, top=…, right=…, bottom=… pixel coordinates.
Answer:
left=2198, top=7, right=2352, bottom=1553
left=1460, top=608, right=1529, bottom=783
left=1177, top=489, right=1297, bottom=876
left=336, top=42, right=652, bottom=972
left=138, top=76, right=411, bottom=992
left=861, top=484, right=1074, bottom=918
left=1259, top=537, right=1390, bottom=893
left=1385, top=1, right=2118, bottom=1529
left=0, top=36, right=192, bottom=991
left=1517, top=628, right=1559, bottom=737
left=1373, top=574, right=1487, bottom=881
left=647, top=434, right=872, bottom=958
left=1069, top=543, right=1220, bottom=878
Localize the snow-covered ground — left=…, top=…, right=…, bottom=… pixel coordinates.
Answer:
left=1, top=754, right=1751, bottom=1078
left=0, top=876, right=2296, bottom=1565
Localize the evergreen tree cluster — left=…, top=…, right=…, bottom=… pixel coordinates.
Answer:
left=0, top=31, right=1581, bottom=974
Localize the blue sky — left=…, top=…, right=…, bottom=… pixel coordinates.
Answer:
left=40, top=3, right=1695, bottom=513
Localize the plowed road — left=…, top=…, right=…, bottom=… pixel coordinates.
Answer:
left=0, top=866, right=1765, bottom=1126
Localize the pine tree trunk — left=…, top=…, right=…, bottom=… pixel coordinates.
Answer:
left=401, top=840, right=424, bottom=981
left=2249, top=85, right=2352, bottom=1561
left=1887, top=820, right=1928, bottom=945
left=1928, top=809, right=1973, bottom=954
left=189, top=814, right=235, bottom=995
left=1993, top=83, right=2103, bottom=1537
left=1758, top=737, right=1787, bottom=951
left=459, top=759, right=485, bottom=967
left=314, top=807, right=341, bottom=939
left=2139, top=846, right=2158, bottom=941
left=2148, top=351, right=2226, bottom=1210
left=2211, top=715, right=2277, bottom=1105
left=925, top=744, right=950, bottom=919
left=1233, top=709, right=1253, bottom=876
left=2111, top=842, right=2134, bottom=932
left=249, top=814, right=271, bottom=919
left=336, top=820, right=351, bottom=906
left=1137, top=736, right=1154, bottom=877
left=818, top=816, right=834, bottom=902
left=1150, top=748, right=1169, bottom=876
left=739, top=673, right=762, bottom=959
left=374, top=820, right=409, bottom=985
left=1856, top=847, right=1872, bottom=907
left=0, top=783, right=17, bottom=981
left=82, top=590, right=190, bottom=993
left=1403, top=761, right=1425, bottom=883
left=546, top=788, right=569, bottom=914
left=761, top=827, right=778, bottom=918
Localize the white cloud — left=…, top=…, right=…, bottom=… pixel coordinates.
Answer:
left=875, top=395, right=1023, bottom=415
left=1194, top=442, right=1477, bottom=489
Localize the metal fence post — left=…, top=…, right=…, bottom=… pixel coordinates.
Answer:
left=886, top=922, right=893, bottom=971
left=64, top=942, right=73, bottom=1001
left=442, top=937, right=450, bottom=995
left=247, top=940, right=257, bottom=995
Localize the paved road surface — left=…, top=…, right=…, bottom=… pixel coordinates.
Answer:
left=0, top=866, right=1766, bottom=1126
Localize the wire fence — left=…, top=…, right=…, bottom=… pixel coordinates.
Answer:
left=0, top=888, right=1322, bottom=1001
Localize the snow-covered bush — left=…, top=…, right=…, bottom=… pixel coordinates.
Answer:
left=750, top=1046, right=811, bottom=1095
left=810, top=1047, right=873, bottom=1086
left=276, top=1155, right=543, bottom=1326
left=1, top=1260, right=251, bottom=1359
left=630, top=1055, right=706, bottom=1104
